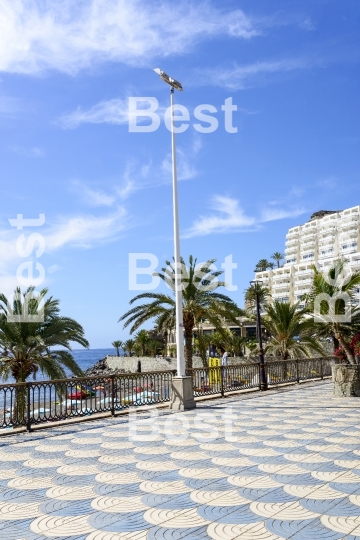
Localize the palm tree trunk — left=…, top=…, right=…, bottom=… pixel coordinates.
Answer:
left=13, top=366, right=28, bottom=426
left=183, top=313, right=195, bottom=370
left=183, top=327, right=193, bottom=370
left=14, top=384, right=27, bottom=426
left=336, top=333, right=355, bottom=364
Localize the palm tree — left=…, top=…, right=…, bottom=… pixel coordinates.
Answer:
left=229, top=334, right=248, bottom=357
left=261, top=301, right=324, bottom=359
left=112, top=340, right=122, bottom=356
left=254, top=259, right=271, bottom=272
left=305, top=260, right=360, bottom=364
left=0, top=287, right=88, bottom=422
left=134, top=329, right=150, bottom=356
left=271, top=252, right=285, bottom=268
left=194, top=329, right=212, bottom=367
left=123, top=339, right=135, bottom=357
left=245, top=283, right=270, bottom=312
left=119, top=256, right=243, bottom=369
left=148, top=340, right=159, bottom=357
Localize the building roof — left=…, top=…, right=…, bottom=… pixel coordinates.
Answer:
left=308, top=210, right=342, bottom=221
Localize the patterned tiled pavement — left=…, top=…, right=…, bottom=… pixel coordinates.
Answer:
left=1, top=380, right=360, bottom=539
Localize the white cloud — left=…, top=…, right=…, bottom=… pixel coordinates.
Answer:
left=198, top=57, right=316, bottom=90
left=317, top=176, right=337, bottom=189
left=59, top=96, right=170, bottom=129
left=73, top=181, right=117, bottom=207
left=45, top=207, right=129, bottom=250
left=161, top=149, right=198, bottom=182
left=0, top=207, right=130, bottom=295
left=9, top=145, right=44, bottom=157
left=116, top=177, right=137, bottom=201
left=260, top=206, right=305, bottom=222
left=184, top=195, right=306, bottom=238
left=0, top=1, right=258, bottom=75
left=161, top=135, right=202, bottom=182
left=47, top=264, right=60, bottom=274
left=59, top=98, right=130, bottom=129
left=184, top=195, right=256, bottom=238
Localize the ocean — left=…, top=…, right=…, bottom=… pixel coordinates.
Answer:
left=71, top=348, right=118, bottom=373
left=0, top=348, right=119, bottom=384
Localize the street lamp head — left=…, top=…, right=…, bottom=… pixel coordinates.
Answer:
left=153, top=68, right=183, bottom=91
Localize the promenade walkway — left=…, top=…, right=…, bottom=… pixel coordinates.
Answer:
left=1, top=380, right=360, bottom=539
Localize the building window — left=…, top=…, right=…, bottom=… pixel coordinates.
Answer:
left=342, top=242, right=357, bottom=250
left=246, top=327, right=256, bottom=338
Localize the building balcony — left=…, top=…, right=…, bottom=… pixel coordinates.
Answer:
left=339, top=228, right=359, bottom=239
left=294, top=286, right=311, bottom=295
left=318, top=239, right=335, bottom=248
left=301, top=229, right=317, bottom=238
left=341, top=246, right=357, bottom=254
left=301, top=253, right=315, bottom=261
left=285, top=246, right=298, bottom=254
left=255, top=271, right=270, bottom=277
left=286, top=238, right=299, bottom=246
left=300, top=241, right=316, bottom=250
left=286, top=229, right=299, bottom=238
left=294, top=278, right=312, bottom=286
left=319, top=229, right=336, bottom=238
left=272, top=282, right=291, bottom=290
left=295, top=270, right=314, bottom=277
left=339, top=219, right=358, bottom=230
left=272, top=293, right=290, bottom=302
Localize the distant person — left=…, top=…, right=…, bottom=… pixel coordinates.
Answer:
left=221, top=351, right=228, bottom=366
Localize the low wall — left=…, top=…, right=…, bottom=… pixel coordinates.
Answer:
left=105, top=355, right=249, bottom=372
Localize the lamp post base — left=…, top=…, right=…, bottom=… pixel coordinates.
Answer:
left=169, top=376, right=196, bottom=411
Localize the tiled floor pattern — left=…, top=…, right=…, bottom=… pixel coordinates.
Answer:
left=1, top=381, right=360, bottom=539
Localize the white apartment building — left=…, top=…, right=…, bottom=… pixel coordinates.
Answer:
left=255, top=205, right=360, bottom=307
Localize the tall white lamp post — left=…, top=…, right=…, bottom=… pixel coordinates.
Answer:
left=153, top=68, right=195, bottom=410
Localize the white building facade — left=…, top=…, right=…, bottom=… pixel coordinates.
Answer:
left=255, top=205, right=360, bottom=307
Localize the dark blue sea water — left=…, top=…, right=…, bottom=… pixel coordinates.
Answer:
left=71, top=348, right=118, bottom=373
left=0, top=349, right=119, bottom=385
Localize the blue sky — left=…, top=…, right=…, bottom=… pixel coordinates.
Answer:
left=0, top=0, right=359, bottom=348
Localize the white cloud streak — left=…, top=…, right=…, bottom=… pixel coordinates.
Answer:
left=184, top=195, right=306, bottom=238
left=184, top=195, right=256, bottom=238
left=161, top=149, right=197, bottom=182
left=45, top=208, right=129, bottom=250
left=9, top=145, right=44, bottom=158
left=59, top=98, right=130, bottom=129
left=73, top=181, right=117, bottom=207
left=198, top=57, right=318, bottom=90
left=260, top=206, right=305, bottom=222
left=0, top=207, right=130, bottom=295
left=0, top=1, right=258, bottom=75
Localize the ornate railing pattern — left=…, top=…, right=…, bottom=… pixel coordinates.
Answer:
left=0, top=357, right=335, bottom=432
left=0, top=370, right=174, bottom=431
left=187, top=356, right=336, bottom=398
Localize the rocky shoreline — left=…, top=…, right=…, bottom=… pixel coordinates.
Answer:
left=82, top=354, right=253, bottom=377
left=83, top=357, right=126, bottom=377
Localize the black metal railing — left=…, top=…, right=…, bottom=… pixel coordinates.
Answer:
left=0, top=370, right=173, bottom=431
left=0, top=358, right=336, bottom=433
left=187, top=356, right=336, bottom=398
